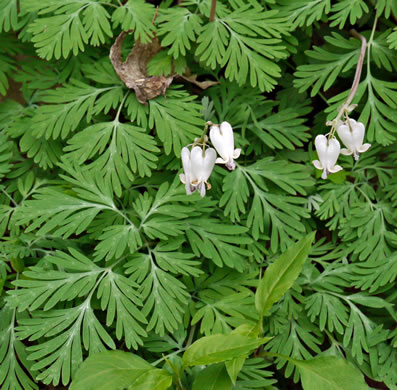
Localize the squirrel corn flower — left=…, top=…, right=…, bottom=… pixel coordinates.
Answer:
left=209, top=122, right=241, bottom=170
left=312, top=135, right=343, bottom=180
left=336, top=118, right=371, bottom=160
left=180, top=146, right=216, bottom=197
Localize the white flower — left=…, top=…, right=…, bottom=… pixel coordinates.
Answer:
left=209, top=122, right=241, bottom=170
left=312, top=135, right=343, bottom=180
left=336, top=118, right=371, bottom=160
left=179, top=146, right=217, bottom=197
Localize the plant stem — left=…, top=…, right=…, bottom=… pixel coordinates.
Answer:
left=366, top=13, right=379, bottom=77
left=185, top=324, right=196, bottom=348
left=209, top=0, right=217, bottom=22
left=344, top=29, right=366, bottom=108
left=328, top=29, right=367, bottom=139
left=114, top=92, right=130, bottom=122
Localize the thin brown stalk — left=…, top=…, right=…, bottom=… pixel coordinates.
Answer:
left=328, top=29, right=367, bottom=138
left=209, top=0, right=217, bottom=22
left=345, top=29, right=367, bottom=108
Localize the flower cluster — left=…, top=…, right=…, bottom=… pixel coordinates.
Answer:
left=313, top=118, right=371, bottom=180
left=180, top=122, right=241, bottom=197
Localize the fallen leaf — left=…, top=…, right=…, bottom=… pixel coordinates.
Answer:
left=179, top=74, right=219, bottom=90
left=110, top=31, right=173, bottom=104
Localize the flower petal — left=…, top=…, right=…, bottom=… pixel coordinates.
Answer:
left=191, top=146, right=216, bottom=183
left=314, top=134, right=328, bottom=164
left=210, top=122, right=234, bottom=162
left=201, top=148, right=217, bottom=181
left=312, top=160, right=323, bottom=170
left=328, top=164, right=343, bottom=173
left=190, top=146, right=205, bottom=181
left=340, top=148, right=352, bottom=156
left=337, top=123, right=355, bottom=151
left=197, top=182, right=206, bottom=197
left=358, top=143, right=371, bottom=153
left=233, top=148, right=241, bottom=159
left=352, top=120, right=365, bottom=148
left=326, top=138, right=341, bottom=170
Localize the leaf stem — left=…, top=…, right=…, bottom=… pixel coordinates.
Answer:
left=99, top=2, right=118, bottom=8
left=209, top=0, right=217, bottom=22
left=1, top=187, right=17, bottom=207
left=115, top=92, right=130, bottom=123
left=185, top=324, right=196, bottom=348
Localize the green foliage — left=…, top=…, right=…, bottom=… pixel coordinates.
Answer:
left=277, top=0, right=331, bottom=28
left=0, top=304, right=38, bottom=390
left=295, top=356, right=369, bottom=390
left=192, top=363, right=232, bottom=390
left=157, top=7, right=202, bottom=59
left=220, top=158, right=312, bottom=251
left=25, top=0, right=112, bottom=59
left=1, top=1, right=397, bottom=390
left=182, top=334, right=270, bottom=366
left=111, top=0, right=156, bottom=44
left=256, top=232, right=315, bottom=317
left=329, top=0, right=369, bottom=29
left=70, top=351, right=172, bottom=390
left=294, top=33, right=361, bottom=97
left=196, top=2, right=290, bottom=91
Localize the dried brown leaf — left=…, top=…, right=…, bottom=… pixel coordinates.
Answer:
left=110, top=31, right=173, bottom=104
left=179, top=74, right=219, bottom=90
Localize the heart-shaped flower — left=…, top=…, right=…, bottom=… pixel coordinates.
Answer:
left=209, top=122, right=241, bottom=170
left=179, top=146, right=217, bottom=197
left=312, top=135, right=343, bottom=179
left=336, top=118, right=371, bottom=160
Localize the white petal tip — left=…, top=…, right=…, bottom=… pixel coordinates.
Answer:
left=233, top=149, right=241, bottom=159
left=359, top=143, right=371, bottom=153
left=312, top=160, right=323, bottom=170
left=340, top=148, right=353, bottom=156
left=215, top=157, right=227, bottom=164
left=328, top=165, right=343, bottom=174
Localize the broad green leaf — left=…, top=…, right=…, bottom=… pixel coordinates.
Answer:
left=255, top=232, right=315, bottom=317
left=70, top=351, right=172, bottom=390
left=127, top=369, right=172, bottom=390
left=226, top=356, right=246, bottom=385
left=295, top=356, right=368, bottom=390
left=192, top=364, right=232, bottom=390
left=225, top=324, right=260, bottom=384
left=182, top=334, right=269, bottom=367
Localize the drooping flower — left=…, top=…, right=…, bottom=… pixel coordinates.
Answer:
left=209, top=122, right=241, bottom=170
left=179, top=146, right=217, bottom=197
left=312, top=135, right=343, bottom=180
left=336, top=118, right=371, bottom=160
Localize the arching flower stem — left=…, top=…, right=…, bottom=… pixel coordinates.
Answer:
left=327, top=29, right=367, bottom=140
